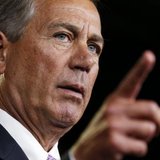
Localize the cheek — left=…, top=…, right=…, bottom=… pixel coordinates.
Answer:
left=90, top=65, right=99, bottom=87
left=85, top=66, right=99, bottom=103
left=26, top=42, right=63, bottom=80
left=9, top=44, right=59, bottom=95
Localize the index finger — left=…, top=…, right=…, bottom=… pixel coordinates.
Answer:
left=115, top=51, right=156, bottom=98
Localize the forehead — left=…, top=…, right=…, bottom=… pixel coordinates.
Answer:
left=36, top=0, right=98, bottom=15
left=33, top=0, right=101, bottom=33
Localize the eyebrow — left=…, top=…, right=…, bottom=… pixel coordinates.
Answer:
left=89, top=34, right=104, bottom=48
left=48, top=22, right=104, bottom=47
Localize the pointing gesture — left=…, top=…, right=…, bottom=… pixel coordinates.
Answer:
left=116, top=51, right=155, bottom=98
left=71, top=51, right=160, bottom=160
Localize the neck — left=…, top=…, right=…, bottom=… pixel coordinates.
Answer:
left=0, top=78, right=67, bottom=151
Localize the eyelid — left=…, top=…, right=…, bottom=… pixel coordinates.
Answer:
left=53, top=31, right=74, bottom=42
left=88, top=41, right=102, bottom=55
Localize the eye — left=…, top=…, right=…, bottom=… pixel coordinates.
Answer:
left=53, top=32, right=71, bottom=43
left=88, top=43, right=101, bottom=55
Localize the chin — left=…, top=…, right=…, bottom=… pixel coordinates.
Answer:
left=55, top=109, right=83, bottom=129
left=50, top=116, right=79, bottom=130
left=49, top=99, right=86, bottom=129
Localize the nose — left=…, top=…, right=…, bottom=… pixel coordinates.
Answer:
left=69, top=43, right=97, bottom=73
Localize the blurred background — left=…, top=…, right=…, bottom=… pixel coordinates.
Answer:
left=59, top=0, right=160, bottom=159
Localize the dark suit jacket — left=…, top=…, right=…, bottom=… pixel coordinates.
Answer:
left=61, top=152, right=70, bottom=160
left=0, top=124, right=28, bottom=160
left=0, top=124, right=72, bottom=160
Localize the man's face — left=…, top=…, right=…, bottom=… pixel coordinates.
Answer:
left=5, top=0, right=103, bottom=129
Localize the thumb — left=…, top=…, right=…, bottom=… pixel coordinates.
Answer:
left=114, top=51, right=155, bottom=99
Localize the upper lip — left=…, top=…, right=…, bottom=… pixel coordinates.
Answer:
left=57, top=83, right=85, bottom=97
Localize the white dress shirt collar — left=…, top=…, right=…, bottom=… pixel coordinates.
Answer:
left=0, top=109, right=61, bottom=160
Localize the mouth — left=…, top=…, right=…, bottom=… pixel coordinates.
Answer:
left=57, top=83, right=85, bottom=98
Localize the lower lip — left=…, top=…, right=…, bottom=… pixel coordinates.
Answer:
left=58, top=88, right=83, bottom=100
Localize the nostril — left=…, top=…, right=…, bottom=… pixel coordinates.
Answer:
left=0, top=43, right=2, bottom=49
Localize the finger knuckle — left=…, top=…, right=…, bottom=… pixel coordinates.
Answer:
left=108, top=132, right=120, bottom=149
left=145, top=123, right=156, bottom=139
left=146, top=101, right=158, bottom=115
left=108, top=118, right=121, bottom=131
left=106, top=105, right=117, bottom=115
left=136, top=143, right=148, bottom=156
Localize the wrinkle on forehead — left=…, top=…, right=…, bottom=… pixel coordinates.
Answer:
left=38, top=0, right=97, bottom=9
left=35, top=0, right=100, bottom=21
left=33, top=0, right=101, bottom=33
left=50, top=8, right=100, bottom=28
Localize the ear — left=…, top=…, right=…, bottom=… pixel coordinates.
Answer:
left=0, top=32, right=9, bottom=74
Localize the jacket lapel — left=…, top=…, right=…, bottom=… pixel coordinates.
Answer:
left=0, top=124, right=28, bottom=160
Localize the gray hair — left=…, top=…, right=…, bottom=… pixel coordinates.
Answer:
left=0, top=0, right=99, bottom=43
left=0, top=0, right=35, bottom=42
